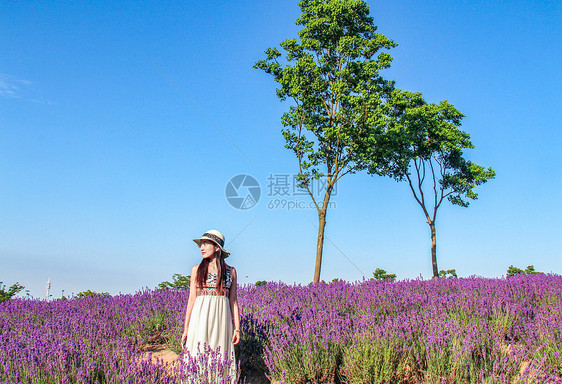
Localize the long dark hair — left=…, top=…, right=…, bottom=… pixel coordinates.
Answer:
left=196, top=249, right=227, bottom=295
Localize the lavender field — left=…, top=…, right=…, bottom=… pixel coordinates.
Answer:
left=1, top=274, right=562, bottom=383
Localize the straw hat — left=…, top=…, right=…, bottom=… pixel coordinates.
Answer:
left=192, top=229, right=230, bottom=258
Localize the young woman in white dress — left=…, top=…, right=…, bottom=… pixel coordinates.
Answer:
left=181, top=230, right=240, bottom=381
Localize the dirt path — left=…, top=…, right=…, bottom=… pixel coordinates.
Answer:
left=140, top=343, right=180, bottom=366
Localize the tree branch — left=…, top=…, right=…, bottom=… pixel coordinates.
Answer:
left=294, top=99, right=320, bottom=212
left=420, top=157, right=426, bottom=186
left=415, top=158, right=426, bottom=208
left=406, top=171, right=431, bottom=222
left=429, top=157, right=438, bottom=222
left=331, top=50, right=345, bottom=188
left=434, top=156, right=447, bottom=219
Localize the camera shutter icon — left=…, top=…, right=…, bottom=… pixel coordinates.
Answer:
left=225, top=174, right=261, bottom=210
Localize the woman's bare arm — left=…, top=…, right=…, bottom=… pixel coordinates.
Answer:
left=181, top=265, right=198, bottom=347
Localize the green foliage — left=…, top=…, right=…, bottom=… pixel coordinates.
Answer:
left=255, top=0, right=398, bottom=282
left=235, top=314, right=269, bottom=380
left=374, top=89, right=496, bottom=208
left=123, top=308, right=176, bottom=353
left=157, top=273, right=191, bottom=290
left=369, top=89, right=495, bottom=277
left=165, top=330, right=183, bottom=355
left=525, top=265, right=538, bottom=274
left=269, top=337, right=342, bottom=383
left=76, top=290, right=111, bottom=298
left=506, top=265, right=524, bottom=277
left=140, top=310, right=170, bottom=345
left=540, top=338, right=562, bottom=377
left=340, top=327, right=506, bottom=384
left=255, top=280, right=267, bottom=287
left=370, top=268, right=396, bottom=281
left=341, top=335, right=407, bottom=383
left=0, top=281, right=24, bottom=303
left=254, top=0, right=397, bottom=188
left=490, top=311, right=517, bottom=340
left=439, top=269, right=458, bottom=278
left=507, top=265, right=539, bottom=277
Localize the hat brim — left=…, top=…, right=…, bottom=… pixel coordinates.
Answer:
left=193, top=238, right=230, bottom=258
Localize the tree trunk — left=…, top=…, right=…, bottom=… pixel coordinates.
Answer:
left=313, top=184, right=334, bottom=284
left=429, top=220, right=439, bottom=278
left=313, top=208, right=327, bottom=283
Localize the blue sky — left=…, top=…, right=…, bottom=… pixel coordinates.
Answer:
left=1, top=0, right=561, bottom=299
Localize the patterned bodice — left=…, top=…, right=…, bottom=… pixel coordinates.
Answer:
left=197, top=266, right=232, bottom=296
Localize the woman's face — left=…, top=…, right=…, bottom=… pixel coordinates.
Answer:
left=200, top=239, right=219, bottom=259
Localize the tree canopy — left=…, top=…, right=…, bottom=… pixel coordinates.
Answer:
left=255, top=0, right=397, bottom=282
left=370, top=268, right=397, bottom=281
left=369, top=89, right=495, bottom=277
left=157, top=273, right=191, bottom=290
left=0, top=281, right=24, bottom=303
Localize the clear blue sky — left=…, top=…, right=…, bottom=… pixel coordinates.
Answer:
left=1, top=0, right=561, bottom=299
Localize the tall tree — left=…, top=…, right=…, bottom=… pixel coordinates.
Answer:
left=255, top=0, right=396, bottom=283
left=157, top=273, right=191, bottom=290
left=371, top=90, right=495, bottom=278
left=0, top=281, right=24, bottom=303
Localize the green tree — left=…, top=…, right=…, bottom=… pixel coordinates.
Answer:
left=157, top=273, right=191, bottom=290
left=255, top=0, right=396, bottom=283
left=506, top=265, right=524, bottom=277
left=507, top=265, right=539, bottom=277
left=76, top=290, right=110, bottom=298
left=0, top=281, right=24, bottom=303
left=370, top=90, right=495, bottom=278
left=438, top=269, right=458, bottom=278
left=524, top=265, right=538, bottom=274
left=370, top=268, right=396, bottom=281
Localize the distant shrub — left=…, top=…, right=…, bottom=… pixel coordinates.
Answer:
left=507, top=265, right=540, bottom=277
left=158, top=273, right=191, bottom=290
left=76, top=290, right=111, bottom=298
left=439, top=269, right=458, bottom=278
left=255, top=281, right=267, bottom=287
left=0, top=281, right=24, bottom=303
left=370, top=268, right=396, bottom=281
left=507, top=265, right=524, bottom=277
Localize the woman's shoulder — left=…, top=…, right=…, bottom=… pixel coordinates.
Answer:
left=191, top=265, right=199, bottom=274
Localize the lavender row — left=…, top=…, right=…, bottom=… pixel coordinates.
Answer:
left=1, top=274, right=562, bottom=383
left=238, top=275, right=562, bottom=383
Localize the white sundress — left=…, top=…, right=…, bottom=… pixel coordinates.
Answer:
left=183, top=266, right=237, bottom=382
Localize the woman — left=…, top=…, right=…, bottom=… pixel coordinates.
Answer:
left=181, top=229, right=240, bottom=381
